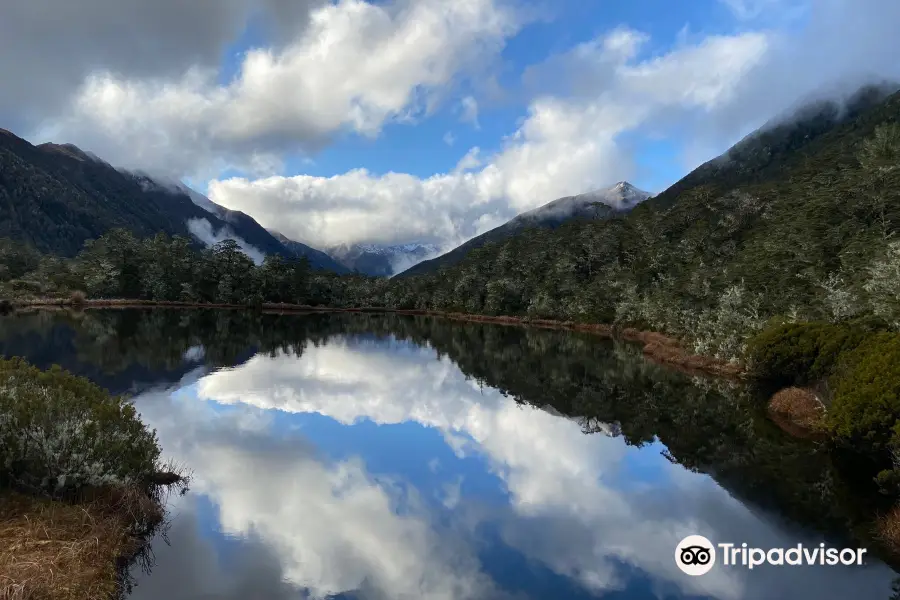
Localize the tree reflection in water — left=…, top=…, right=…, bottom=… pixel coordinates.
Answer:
left=0, top=308, right=895, bottom=577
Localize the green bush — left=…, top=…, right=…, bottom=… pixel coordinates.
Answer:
left=827, top=333, right=900, bottom=452
left=875, top=467, right=900, bottom=496
left=0, top=357, right=161, bottom=496
left=745, top=321, right=869, bottom=387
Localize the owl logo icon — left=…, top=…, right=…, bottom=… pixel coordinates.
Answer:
left=675, top=535, right=716, bottom=575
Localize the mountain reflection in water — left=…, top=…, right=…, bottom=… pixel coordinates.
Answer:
left=0, top=309, right=896, bottom=600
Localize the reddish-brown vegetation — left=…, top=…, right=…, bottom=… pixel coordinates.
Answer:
left=767, top=387, right=826, bottom=438
left=876, top=505, right=900, bottom=556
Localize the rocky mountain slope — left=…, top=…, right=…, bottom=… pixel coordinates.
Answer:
left=267, top=230, right=350, bottom=274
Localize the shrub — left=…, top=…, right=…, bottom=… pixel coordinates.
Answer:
left=0, top=358, right=161, bottom=496
left=768, top=386, right=825, bottom=431
left=69, top=290, right=87, bottom=306
left=876, top=504, right=900, bottom=555
left=9, top=279, right=44, bottom=294
left=745, top=321, right=869, bottom=387
left=827, top=333, right=900, bottom=452
left=875, top=468, right=900, bottom=496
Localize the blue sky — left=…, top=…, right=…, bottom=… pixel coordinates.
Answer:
left=5, top=0, right=897, bottom=249
left=220, top=0, right=754, bottom=191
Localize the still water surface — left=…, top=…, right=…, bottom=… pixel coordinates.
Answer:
left=1, top=309, right=897, bottom=599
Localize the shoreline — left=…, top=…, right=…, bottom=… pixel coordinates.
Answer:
left=0, top=349, right=187, bottom=599
left=1, top=475, right=185, bottom=600
left=10, top=298, right=746, bottom=380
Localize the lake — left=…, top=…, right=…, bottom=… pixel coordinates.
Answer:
left=1, top=309, right=897, bottom=599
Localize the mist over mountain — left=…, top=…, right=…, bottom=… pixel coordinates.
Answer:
left=516, top=182, right=649, bottom=222
left=327, top=242, right=442, bottom=276
left=397, top=182, right=651, bottom=278
left=647, top=82, right=899, bottom=211
left=267, top=230, right=350, bottom=274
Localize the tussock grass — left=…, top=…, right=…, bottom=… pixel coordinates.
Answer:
left=876, top=505, right=900, bottom=556
left=0, top=478, right=187, bottom=600
left=768, top=386, right=826, bottom=432
left=0, top=491, right=131, bottom=600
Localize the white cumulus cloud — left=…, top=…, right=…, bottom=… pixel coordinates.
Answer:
left=36, top=0, right=523, bottom=180
left=207, top=28, right=768, bottom=248
left=7, top=0, right=899, bottom=251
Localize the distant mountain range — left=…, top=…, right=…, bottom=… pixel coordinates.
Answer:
left=324, top=182, right=649, bottom=277
left=0, top=129, right=343, bottom=272
left=323, top=182, right=650, bottom=277
left=266, top=230, right=349, bottom=274
left=397, top=182, right=651, bottom=277
left=327, top=242, right=442, bottom=276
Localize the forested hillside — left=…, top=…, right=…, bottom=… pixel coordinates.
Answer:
left=0, top=129, right=342, bottom=271
left=399, top=182, right=649, bottom=277
left=385, top=85, right=900, bottom=359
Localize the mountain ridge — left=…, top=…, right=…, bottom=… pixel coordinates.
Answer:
left=327, top=242, right=442, bottom=276
left=0, top=129, right=343, bottom=272
left=645, top=83, right=898, bottom=212
left=374, top=85, right=900, bottom=360
left=397, top=182, right=651, bottom=278
left=267, top=230, right=350, bottom=274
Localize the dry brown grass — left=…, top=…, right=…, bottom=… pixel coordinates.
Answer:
left=640, top=340, right=746, bottom=378
left=767, top=386, right=826, bottom=437
left=876, top=505, right=900, bottom=555
left=0, top=487, right=164, bottom=600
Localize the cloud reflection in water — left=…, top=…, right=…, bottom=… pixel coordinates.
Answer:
left=127, top=336, right=895, bottom=600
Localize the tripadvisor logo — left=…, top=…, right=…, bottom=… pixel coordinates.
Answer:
left=675, top=535, right=868, bottom=576
left=676, top=535, right=716, bottom=576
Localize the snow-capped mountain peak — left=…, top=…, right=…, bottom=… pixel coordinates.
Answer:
left=347, top=242, right=441, bottom=256
left=578, top=181, right=651, bottom=210
left=516, top=181, right=651, bottom=224
left=327, top=242, right=443, bottom=276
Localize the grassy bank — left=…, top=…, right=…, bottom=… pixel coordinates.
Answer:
left=0, top=357, right=183, bottom=599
